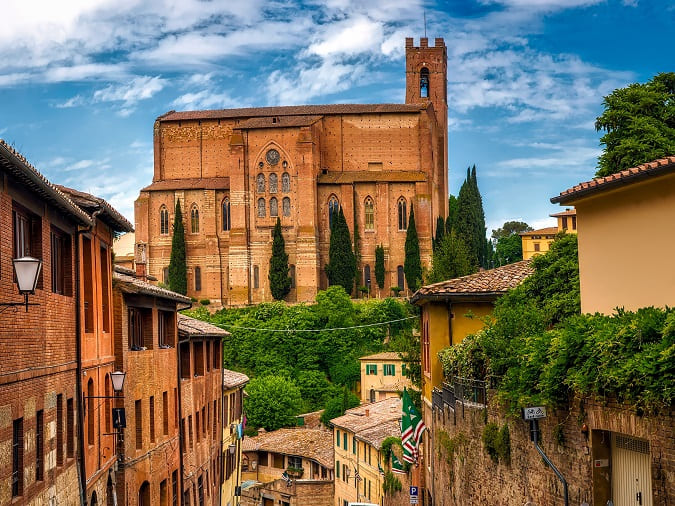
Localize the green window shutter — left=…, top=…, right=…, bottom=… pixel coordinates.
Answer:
left=402, top=364, right=407, bottom=376
left=373, top=364, right=377, bottom=375
left=391, top=364, right=395, bottom=375
left=343, top=433, right=347, bottom=449
left=337, top=460, right=340, bottom=478
left=336, top=430, right=340, bottom=446
left=353, top=437, right=356, bottom=454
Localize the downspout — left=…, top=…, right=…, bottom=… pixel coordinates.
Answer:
left=75, top=206, right=104, bottom=506
left=218, top=361, right=224, bottom=506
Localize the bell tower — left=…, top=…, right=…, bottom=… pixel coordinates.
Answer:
left=405, top=37, right=448, bottom=203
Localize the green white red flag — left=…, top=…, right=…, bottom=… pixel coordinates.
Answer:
left=401, top=388, right=426, bottom=463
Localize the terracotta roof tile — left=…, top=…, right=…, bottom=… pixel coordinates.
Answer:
left=159, top=104, right=427, bottom=122
left=359, top=352, right=402, bottom=361
left=411, top=260, right=533, bottom=304
left=241, top=428, right=334, bottom=469
left=0, top=140, right=92, bottom=226
left=178, top=314, right=230, bottom=338
left=330, top=397, right=401, bottom=449
left=56, top=185, right=133, bottom=233
left=235, top=115, right=323, bottom=129
left=519, top=227, right=559, bottom=236
left=551, top=156, right=675, bottom=204
left=113, top=268, right=192, bottom=304
left=223, top=369, right=249, bottom=389
left=318, top=171, right=426, bottom=184
left=140, top=177, right=229, bottom=192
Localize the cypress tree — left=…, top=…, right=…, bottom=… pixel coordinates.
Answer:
left=168, top=200, right=188, bottom=295
left=353, top=220, right=361, bottom=294
left=470, top=165, right=489, bottom=268
left=269, top=217, right=291, bottom=300
left=403, top=204, right=422, bottom=292
left=433, top=216, right=445, bottom=251
left=375, top=245, right=385, bottom=290
left=325, top=207, right=356, bottom=294
left=446, top=194, right=458, bottom=235
left=455, top=166, right=488, bottom=269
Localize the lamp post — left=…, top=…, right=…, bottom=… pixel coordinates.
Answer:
left=85, top=371, right=127, bottom=464
left=0, top=256, right=42, bottom=313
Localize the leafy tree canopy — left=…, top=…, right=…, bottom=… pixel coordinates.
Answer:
left=491, top=221, right=532, bottom=240
left=244, top=375, right=303, bottom=431
left=326, top=207, right=356, bottom=293
left=426, top=232, right=473, bottom=284
left=320, top=386, right=360, bottom=426
left=595, top=72, right=675, bottom=177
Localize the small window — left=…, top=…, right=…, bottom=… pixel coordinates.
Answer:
left=12, top=418, right=23, bottom=497
left=150, top=396, right=155, bottom=443
left=397, top=265, right=405, bottom=290
left=163, top=267, right=169, bottom=284
left=253, top=265, right=259, bottom=289
left=269, top=173, right=278, bottom=193
left=364, top=197, right=374, bottom=230
left=336, top=460, right=340, bottom=478
left=194, top=342, right=204, bottom=376
left=534, top=243, right=540, bottom=252
left=352, top=437, right=356, bottom=454
left=366, top=364, right=377, bottom=375
left=257, top=198, right=266, bottom=218
left=282, top=172, right=290, bottom=193
left=180, top=342, right=191, bottom=379
left=397, top=198, right=407, bottom=231
left=135, top=400, right=143, bottom=449
left=158, top=310, right=175, bottom=348
left=328, top=196, right=339, bottom=228
left=287, top=455, right=302, bottom=469
left=222, top=198, right=231, bottom=231
left=160, top=206, right=169, bottom=235
left=572, top=216, right=577, bottom=230
left=561, top=217, right=568, bottom=230
left=87, top=379, right=94, bottom=445
left=36, top=410, right=44, bottom=481
left=56, top=394, right=64, bottom=466
left=402, top=364, right=408, bottom=376
left=256, top=173, right=266, bottom=193
left=343, top=433, right=347, bottom=449
left=129, top=307, right=152, bottom=350
left=270, top=197, right=278, bottom=217
left=51, top=227, right=72, bottom=295
left=290, top=264, right=296, bottom=289
left=190, top=205, right=199, bottom=234
left=66, top=398, right=74, bottom=458
left=163, top=391, right=169, bottom=436
left=364, top=265, right=371, bottom=288
left=384, top=364, right=395, bottom=376
left=195, top=266, right=202, bottom=292
left=336, top=429, right=341, bottom=447
left=282, top=197, right=291, bottom=217
left=420, top=67, right=429, bottom=98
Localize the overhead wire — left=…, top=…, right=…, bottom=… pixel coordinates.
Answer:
left=207, top=315, right=417, bottom=333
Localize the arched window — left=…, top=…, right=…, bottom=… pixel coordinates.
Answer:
left=328, top=196, right=339, bottom=228
left=282, top=172, right=290, bottom=193
left=397, top=265, right=405, bottom=290
left=270, top=197, right=278, bottom=217
left=420, top=67, right=429, bottom=98
left=364, top=265, right=371, bottom=288
left=269, top=173, right=278, bottom=193
left=222, top=198, right=231, bottom=231
left=195, top=267, right=201, bottom=292
left=256, top=173, right=266, bottom=193
left=159, top=206, right=169, bottom=235
left=398, top=198, right=407, bottom=231
left=257, top=198, right=266, bottom=218
left=190, top=205, right=199, bottom=234
left=282, top=197, right=291, bottom=217
left=139, top=482, right=150, bottom=506
left=87, top=379, right=94, bottom=445
left=364, top=197, right=374, bottom=230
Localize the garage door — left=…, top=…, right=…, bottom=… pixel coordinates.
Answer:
left=611, top=433, right=652, bottom=506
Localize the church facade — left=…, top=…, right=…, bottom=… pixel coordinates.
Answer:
left=134, top=37, right=448, bottom=306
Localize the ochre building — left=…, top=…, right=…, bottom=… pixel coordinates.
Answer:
left=135, top=37, right=448, bottom=305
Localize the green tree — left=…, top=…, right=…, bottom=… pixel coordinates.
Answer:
left=491, top=221, right=532, bottom=266
left=353, top=221, right=361, bottom=294
left=455, top=166, right=488, bottom=269
left=269, top=217, right=291, bottom=300
left=244, top=375, right=303, bottom=431
left=433, top=216, right=445, bottom=251
left=492, top=221, right=532, bottom=239
left=595, top=72, right=675, bottom=177
left=446, top=195, right=458, bottom=235
left=320, top=385, right=360, bottom=426
left=404, top=205, right=422, bottom=292
left=294, top=370, right=335, bottom=412
left=427, top=232, right=473, bottom=283
left=168, top=200, right=187, bottom=295
left=375, top=245, right=385, bottom=290
left=326, top=207, right=356, bottom=293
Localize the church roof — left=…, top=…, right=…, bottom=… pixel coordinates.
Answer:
left=158, top=103, right=428, bottom=122
left=141, top=177, right=230, bottom=192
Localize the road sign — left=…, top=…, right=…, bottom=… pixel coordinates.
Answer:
left=410, top=497, right=419, bottom=505
left=523, top=406, right=547, bottom=420
left=410, top=487, right=418, bottom=496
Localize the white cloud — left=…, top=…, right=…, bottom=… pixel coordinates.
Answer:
left=308, top=17, right=384, bottom=57
left=93, top=76, right=165, bottom=106
left=171, top=90, right=240, bottom=111
left=480, top=0, right=602, bottom=11
left=55, top=95, right=86, bottom=108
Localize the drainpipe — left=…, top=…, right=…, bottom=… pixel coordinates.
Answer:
left=75, top=206, right=104, bottom=506
left=177, top=333, right=186, bottom=504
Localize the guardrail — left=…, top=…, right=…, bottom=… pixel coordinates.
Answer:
left=432, top=376, right=488, bottom=412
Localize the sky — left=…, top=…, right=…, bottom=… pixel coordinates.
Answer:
left=0, top=0, right=672, bottom=234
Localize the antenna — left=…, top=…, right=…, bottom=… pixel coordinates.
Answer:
left=424, top=10, right=427, bottom=38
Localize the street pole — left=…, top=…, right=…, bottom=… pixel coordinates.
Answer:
left=530, top=419, right=569, bottom=506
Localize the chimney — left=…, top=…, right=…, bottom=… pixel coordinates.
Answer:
left=365, top=409, right=370, bottom=417
left=135, top=242, right=147, bottom=282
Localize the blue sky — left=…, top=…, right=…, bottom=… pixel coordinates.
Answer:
left=0, top=0, right=672, bottom=234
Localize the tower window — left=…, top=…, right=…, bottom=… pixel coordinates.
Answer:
left=190, top=205, right=199, bottom=234
left=270, top=197, right=278, bottom=217
left=328, top=196, right=339, bottom=228
left=160, top=206, right=169, bottom=235
left=420, top=67, right=429, bottom=98
left=398, top=198, right=407, bottom=231
left=269, top=173, right=278, bottom=193
left=257, top=173, right=266, bottom=193
left=282, top=172, right=290, bottom=193
left=257, top=198, right=266, bottom=218
left=364, top=197, right=374, bottom=231
left=282, top=197, right=291, bottom=217
left=222, top=198, right=231, bottom=231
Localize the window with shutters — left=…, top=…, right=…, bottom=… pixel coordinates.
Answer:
left=51, top=227, right=72, bottom=296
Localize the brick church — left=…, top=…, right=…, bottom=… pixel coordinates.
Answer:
left=134, top=37, right=448, bottom=306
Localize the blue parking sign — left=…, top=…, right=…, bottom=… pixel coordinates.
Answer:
left=410, top=486, right=419, bottom=496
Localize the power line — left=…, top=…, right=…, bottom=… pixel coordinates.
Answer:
left=208, top=316, right=417, bottom=333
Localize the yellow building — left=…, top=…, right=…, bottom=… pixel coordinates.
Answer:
left=359, top=352, right=412, bottom=403
left=551, top=156, right=675, bottom=314
left=240, top=428, right=334, bottom=506
left=331, top=397, right=401, bottom=506
left=410, top=261, right=533, bottom=505
left=520, top=208, right=577, bottom=260
left=112, top=231, right=136, bottom=270
left=222, top=370, right=249, bottom=506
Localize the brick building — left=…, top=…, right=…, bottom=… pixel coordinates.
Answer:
left=177, top=314, right=226, bottom=505
left=221, top=369, right=248, bottom=506
left=135, top=37, right=448, bottom=305
left=112, top=266, right=191, bottom=505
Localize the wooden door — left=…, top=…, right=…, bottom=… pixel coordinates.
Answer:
left=611, top=433, right=652, bottom=506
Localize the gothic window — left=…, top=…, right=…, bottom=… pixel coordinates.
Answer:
left=282, top=197, right=291, bottom=217
left=397, top=265, right=405, bottom=290
left=328, top=195, right=339, bottom=229
left=282, top=172, right=290, bottom=193
left=257, top=198, right=266, bottom=217
left=256, top=173, right=266, bottom=193
left=398, top=198, right=407, bottom=231
left=270, top=197, right=278, bottom=217
left=160, top=206, right=169, bottom=235
left=269, top=173, right=278, bottom=193
left=420, top=67, right=429, bottom=98
left=190, top=205, right=199, bottom=234
left=222, top=198, right=231, bottom=231
left=364, top=265, right=371, bottom=287
left=364, top=197, right=374, bottom=231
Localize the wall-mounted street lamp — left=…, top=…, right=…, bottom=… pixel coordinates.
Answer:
left=85, top=371, right=127, bottom=464
left=0, top=256, right=42, bottom=313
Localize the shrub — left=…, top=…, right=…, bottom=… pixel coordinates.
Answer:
left=199, top=299, right=211, bottom=306
left=382, top=471, right=402, bottom=495
left=482, top=422, right=510, bottom=464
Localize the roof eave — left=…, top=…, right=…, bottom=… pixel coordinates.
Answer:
left=411, top=291, right=505, bottom=305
